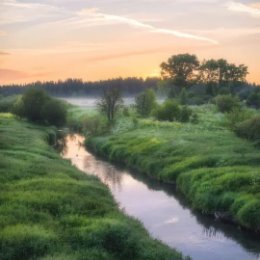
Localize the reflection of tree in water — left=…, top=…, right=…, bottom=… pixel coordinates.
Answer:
left=83, top=154, right=123, bottom=192
left=56, top=133, right=68, bottom=155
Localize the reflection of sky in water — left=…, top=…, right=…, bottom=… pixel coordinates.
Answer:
left=62, top=134, right=260, bottom=260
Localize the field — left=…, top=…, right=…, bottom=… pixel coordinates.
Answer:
left=0, top=113, right=183, bottom=260
left=86, top=105, right=260, bottom=232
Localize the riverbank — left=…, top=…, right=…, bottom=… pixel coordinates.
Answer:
left=0, top=113, right=183, bottom=260
left=86, top=105, right=260, bottom=233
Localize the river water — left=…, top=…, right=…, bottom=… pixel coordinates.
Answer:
left=61, top=134, right=260, bottom=260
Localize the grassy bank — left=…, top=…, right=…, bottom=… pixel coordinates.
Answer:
left=0, top=113, right=183, bottom=260
left=86, top=105, right=260, bottom=233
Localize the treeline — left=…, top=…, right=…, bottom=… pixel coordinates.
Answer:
left=0, top=77, right=159, bottom=97
left=160, top=54, right=260, bottom=108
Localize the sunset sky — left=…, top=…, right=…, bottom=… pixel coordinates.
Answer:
left=0, top=0, right=260, bottom=84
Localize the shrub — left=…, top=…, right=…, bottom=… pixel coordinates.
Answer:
left=235, top=115, right=260, bottom=144
left=225, top=108, right=253, bottom=130
left=179, top=106, right=192, bottom=122
left=83, top=115, right=109, bottom=136
left=247, top=89, right=260, bottom=108
left=215, top=95, right=241, bottom=113
left=12, top=89, right=67, bottom=127
left=135, top=89, right=157, bottom=117
left=42, top=99, right=67, bottom=126
left=154, top=99, right=180, bottom=122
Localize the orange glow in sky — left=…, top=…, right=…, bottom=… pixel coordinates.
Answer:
left=0, top=0, right=260, bottom=84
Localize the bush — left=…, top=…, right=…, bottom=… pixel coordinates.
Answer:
left=0, top=96, right=19, bottom=112
left=154, top=99, right=180, bottom=122
left=215, top=95, right=241, bottom=113
left=83, top=115, right=109, bottom=136
left=225, top=108, right=253, bottom=130
left=247, top=89, right=260, bottom=108
left=235, top=115, right=260, bottom=144
left=179, top=106, right=192, bottom=122
left=42, top=99, right=66, bottom=126
left=135, top=89, right=157, bottom=117
left=12, top=89, right=67, bottom=127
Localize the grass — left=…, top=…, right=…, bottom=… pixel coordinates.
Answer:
left=0, top=113, right=183, bottom=260
left=86, top=105, right=260, bottom=232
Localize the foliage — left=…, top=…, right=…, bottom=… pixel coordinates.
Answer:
left=83, top=115, right=109, bottom=136
left=42, top=99, right=67, bottom=127
left=161, top=54, right=200, bottom=87
left=0, top=114, right=182, bottom=260
left=215, top=95, right=241, bottom=113
left=225, top=108, right=253, bottom=130
left=200, top=59, right=248, bottom=87
left=87, top=105, right=260, bottom=232
left=179, top=106, right=192, bottom=122
left=135, top=89, right=157, bottom=117
left=235, top=116, right=260, bottom=144
left=0, top=95, right=19, bottom=112
left=154, top=99, right=180, bottom=122
left=154, top=100, right=193, bottom=123
left=12, top=89, right=67, bottom=126
left=98, top=87, right=123, bottom=122
left=247, top=88, right=260, bottom=108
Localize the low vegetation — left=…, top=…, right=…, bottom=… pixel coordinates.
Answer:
left=12, top=89, right=67, bottom=127
left=86, top=105, right=260, bottom=232
left=0, top=113, right=183, bottom=260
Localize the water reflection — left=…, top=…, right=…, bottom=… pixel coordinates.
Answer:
left=61, top=134, right=260, bottom=260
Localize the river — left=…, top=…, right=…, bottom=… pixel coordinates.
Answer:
left=61, top=134, right=260, bottom=260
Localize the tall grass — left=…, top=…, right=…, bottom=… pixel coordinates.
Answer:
left=0, top=113, right=183, bottom=260
left=87, top=105, right=260, bottom=232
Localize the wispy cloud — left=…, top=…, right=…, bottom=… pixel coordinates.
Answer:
left=0, top=51, right=10, bottom=55
left=227, top=1, right=260, bottom=18
left=67, top=8, right=219, bottom=44
left=0, top=0, right=69, bottom=25
left=0, top=69, right=29, bottom=81
left=87, top=48, right=164, bottom=62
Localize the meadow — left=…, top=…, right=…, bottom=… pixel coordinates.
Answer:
left=0, top=113, right=183, bottom=260
left=86, top=105, right=260, bottom=233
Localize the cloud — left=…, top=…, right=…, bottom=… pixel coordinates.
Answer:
left=0, top=69, right=29, bottom=81
left=87, top=48, right=164, bottom=62
left=164, top=217, right=179, bottom=224
left=69, top=9, right=219, bottom=44
left=227, top=1, right=260, bottom=18
left=0, top=51, right=10, bottom=55
left=0, top=0, right=70, bottom=25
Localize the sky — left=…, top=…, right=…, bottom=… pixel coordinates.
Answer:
left=0, top=0, right=260, bottom=84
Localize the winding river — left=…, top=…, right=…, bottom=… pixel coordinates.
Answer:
left=61, top=134, right=260, bottom=260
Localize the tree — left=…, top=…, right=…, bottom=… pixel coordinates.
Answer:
left=135, top=89, right=157, bottom=117
left=161, top=54, right=200, bottom=87
left=200, top=59, right=248, bottom=87
left=97, top=87, right=123, bottom=122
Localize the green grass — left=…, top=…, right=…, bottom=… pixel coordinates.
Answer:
left=86, top=105, right=260, bottom=232
left=0, top=113, right=183, bottom=260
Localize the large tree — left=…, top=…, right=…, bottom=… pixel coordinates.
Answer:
left=160, top=54, right=200, bottom=87
left=200, top=59, right=248, bottom=85
left=97, top=87, right=123, bottom=122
